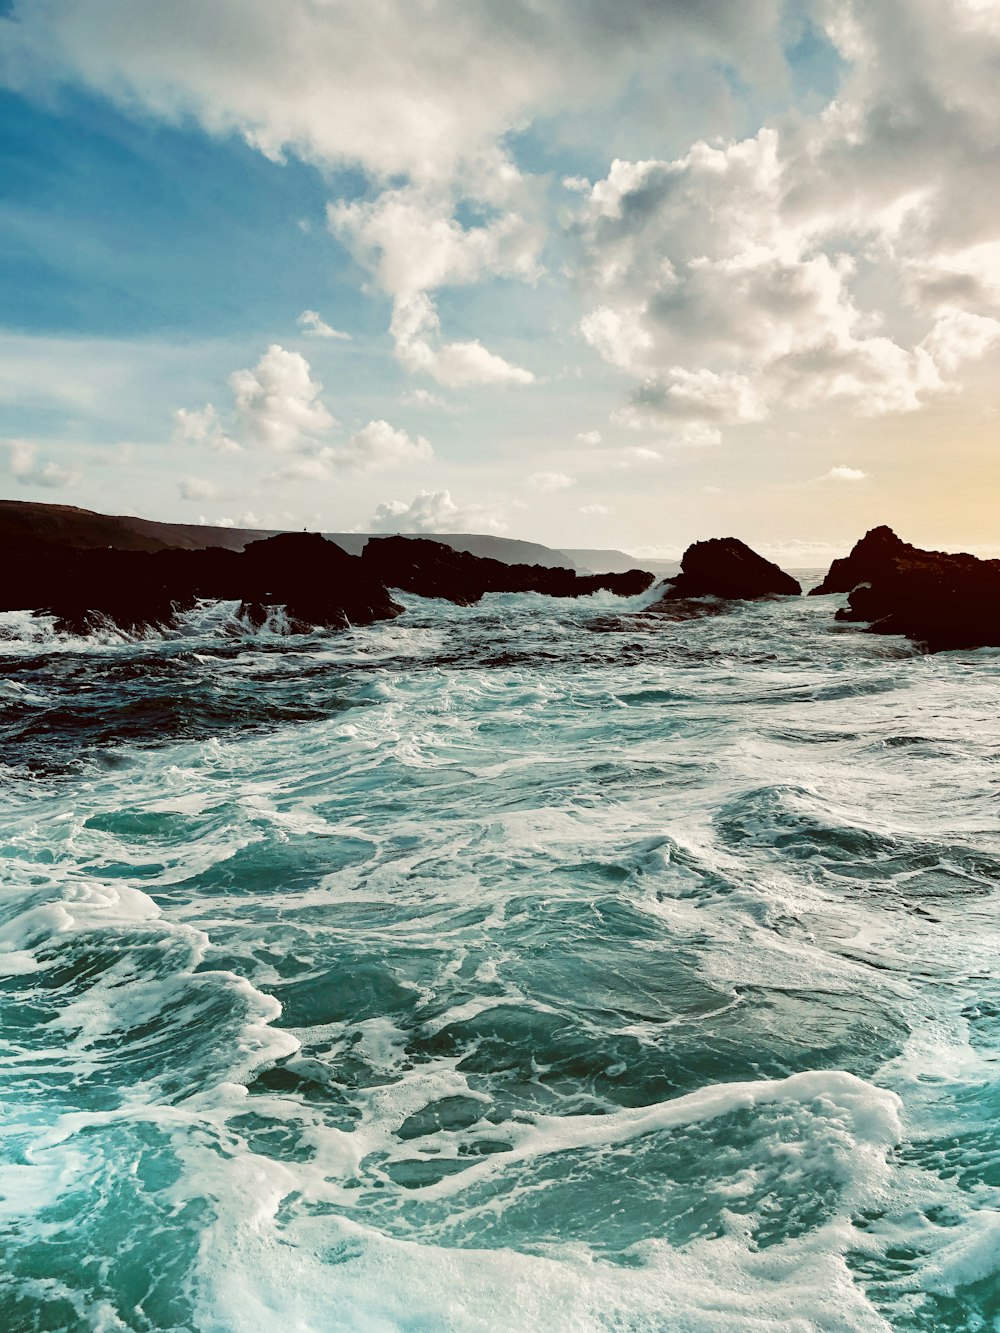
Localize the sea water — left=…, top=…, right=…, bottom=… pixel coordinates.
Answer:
left=0, top=581, right=997, bottom=1331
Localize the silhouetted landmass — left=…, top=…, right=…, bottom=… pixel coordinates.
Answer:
left=814, top=526, right=1000, bottom=651
left=19, top=534, right=401, bottom=634
left=0, top=507, right=655, bottom=634
left=650, top=538, right=802, bottom=607
left=327, top=531, right=581, bottom=567
left=560, top=548, right=681, bottom=578
left=809, top=525, right=909, bottom=596
left=361, top=536, right=654, bottom=603
left=0, top=500, right=615, bottom=569
left=0, top=499, right=271, bottom=553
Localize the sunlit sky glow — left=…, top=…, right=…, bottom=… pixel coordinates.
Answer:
left=2, top=0, right=999, bottom=560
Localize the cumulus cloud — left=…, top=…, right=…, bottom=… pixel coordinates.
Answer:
left=575, top=430, right=603, bottom=445
left=0, top=0, right=794, bottom=404
left=330, top=186, right=541, bottom=298
left=580, top=502, right=615, bottom=515
left=273, top=420, right=433, bottom=482
left=5, top=439, right=78, bottom=487
left=230, top=343, right=336, bottom=450
left=572, top=3, right=1000, bottom=426
left=338, top=419, right=433, bottom=471
left=174, top=404, right=241, bottom=453
left=368, top=488, right=506, bottom=534
left=297, top=309, right=351, bottom=340
left=390, top=293, right=534, bottom=387
left=529, top=471, right=575, bottom=492
left=331, top=187, right=538, bottom=386
left=178, top=476, right=220, bottom=500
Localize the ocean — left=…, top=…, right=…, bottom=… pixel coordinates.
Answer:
left=1, top=580, right=998, bottom=1332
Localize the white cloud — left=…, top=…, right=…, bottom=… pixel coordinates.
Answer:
left=529, top=471, right=576, bottom=492
left=572, top=3, right=1000, bottom=426
left=369, top=488, right=506, bottom=534
left=622, top=447, right=661, bottom=465
left=330, top=186, right=541, bottom=298
left=174, top=403, right=241, bottom=453
left=5, top=439, right=78, bottom=488
left=919, top=310, right=1000, bottom=375
left=390, top=292, right=534, bottom=388
left=178, top=476, right=220, bottom=500
left=580, top=502, right=614, bottom=515
left=339, top=419, right=433, bottom=471
left=821, top=466, right=868, bottom=482
left=575, top=430, right=603, bottom=446
left=272, top=419, right=433, bottom=483
left=329, top=186, right=539, bottom=387
left=297, top=309, right=351, bottom=340
left=0, top=2, right=785, bottom=185
left=0, top=1, right=790, bottom=407
left=229, top=344, right=336, bottom=451
left=402, top=388, right=448, bottom=409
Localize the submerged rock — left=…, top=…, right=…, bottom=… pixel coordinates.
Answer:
left=650, top=538, right=801, bottom=606
left=361, top=536, right=654, bottom=603
left=821, top=527, right=1000, bottom=651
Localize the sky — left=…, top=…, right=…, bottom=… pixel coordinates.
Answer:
left=1, top=0, right=999, bottom=562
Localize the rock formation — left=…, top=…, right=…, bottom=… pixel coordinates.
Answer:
left=361, top=536, right=654, bottom=603
left=16, top=534, right=402, bottom=634
left=816, top=527, right=1000, bottom=651
left=650, top=537, right=802, bottom=605
left=808, top=525, right=909, bottom=596
left=1, top=528, right=653, bottom=635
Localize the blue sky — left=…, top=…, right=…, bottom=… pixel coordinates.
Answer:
left=1, top=0, right=998, bottom=558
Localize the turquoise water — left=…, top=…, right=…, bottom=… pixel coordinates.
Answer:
left=0, top=585, right=998, bottom=1331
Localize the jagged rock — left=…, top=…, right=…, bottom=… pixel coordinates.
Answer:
left=237, top=533, right=403, bottom=630
left=361, top=536, right=654, bottom=602
left=824, top=528, right=1000, bottom=651
left=650, top=538, right=801, bottom=605
left=809, top=525, right=909, bottom=595
left=32, top=533, right=402, bottom=634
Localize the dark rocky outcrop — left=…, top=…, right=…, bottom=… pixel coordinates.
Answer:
left=8, top=533, right=403, bottom=634
left=237, top=533, right=402, bottom=631
left=1, top=527, right=652, bottom=635
left=819, top=527, right=1000, bottom=651
left=361, top=536, right=654, bottom=603
left=809, top=525, right=909, bottom=596
left=650, top=538, right=801, bottom=606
